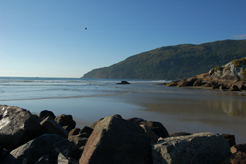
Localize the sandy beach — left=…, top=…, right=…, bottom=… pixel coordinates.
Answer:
left=1, top=78, right=245, bottom=144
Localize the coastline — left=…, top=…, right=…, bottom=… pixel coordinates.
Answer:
left=1, top=77, right=245, bottom=144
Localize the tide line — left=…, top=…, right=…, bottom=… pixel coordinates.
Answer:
left=0, top=91, right=132, bottom=101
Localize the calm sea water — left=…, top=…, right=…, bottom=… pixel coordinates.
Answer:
left=1, top=77, right=246, bottom=143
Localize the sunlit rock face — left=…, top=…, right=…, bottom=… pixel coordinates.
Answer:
left=152, top=132, right=230, bottom=164
left=0, top=105, right=43, bottom=151
left=79, top=116, right=152, bottom=164
left=209, top=57, right=246, bottom=80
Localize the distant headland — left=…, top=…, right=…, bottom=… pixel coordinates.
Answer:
left=82, top=39, right=246, bottom=80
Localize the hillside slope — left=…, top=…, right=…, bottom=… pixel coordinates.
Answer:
left=82, top=39, right=246, bottom=80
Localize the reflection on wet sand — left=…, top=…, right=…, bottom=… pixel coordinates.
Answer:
left=207, top=99, right=246, bottom=116
left=118, top=88, right=246, bottom=143
left=139, top=98, right=246, bottom=117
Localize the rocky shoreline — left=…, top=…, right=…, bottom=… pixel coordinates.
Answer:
left=166, top=57, right=246, bottom=92
left=0, top=105, right=245, bottom=164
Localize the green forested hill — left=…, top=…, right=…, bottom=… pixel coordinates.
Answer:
left=82, top=39, right=246, bottom=80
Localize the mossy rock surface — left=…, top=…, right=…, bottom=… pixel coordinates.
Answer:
left=215, top=66, right=221, bottom=71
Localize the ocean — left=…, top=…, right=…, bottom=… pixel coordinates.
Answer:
left=1, top=76, right=246, bottom=143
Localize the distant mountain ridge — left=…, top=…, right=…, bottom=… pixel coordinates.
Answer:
left=82, top=39, right=246, bottom=80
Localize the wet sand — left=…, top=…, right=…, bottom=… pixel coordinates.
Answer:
left=100, top=85, right=246, bottom=144
left=2, top=83, right=246, bottom=144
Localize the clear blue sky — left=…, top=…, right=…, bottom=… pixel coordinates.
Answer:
left=1, top=0, right=245, bottom=78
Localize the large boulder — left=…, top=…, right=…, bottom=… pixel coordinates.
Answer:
left=152, top=132, right=230, bottom=164
left=2, top=134, right=78, bottom=164
left=79, top=116, right=152, bottom=164
left=90, top=114, right=122, bottom=129
left=40, top=116, right=68, bottom=138
left=0, top=105, right=43, bottom=151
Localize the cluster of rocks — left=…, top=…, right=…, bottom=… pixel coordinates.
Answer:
left=167, top=57, right=246, bottom=91
left=0, top=105, right=245, bottom=164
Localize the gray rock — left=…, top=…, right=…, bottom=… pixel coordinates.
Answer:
left=79, top=116, right=152, bottom=164
left=0, top=105, right=43, bottom=150
left=152, top=132, right=230, bottom=164
left=2, top=134, right=78, bottom=164
left=40, top=116, right=68, bottom=138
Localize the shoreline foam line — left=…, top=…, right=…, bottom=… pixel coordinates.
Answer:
left=0, top=91, right=133, bottom=101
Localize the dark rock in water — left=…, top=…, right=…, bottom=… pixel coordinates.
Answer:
left=231, top=144, right=246, bottom=154
left=55, top=114, right=76, bottom=132
left=79, top=116, right=152, bottom=164
left=222, top=134, right=236, bottom=147
left=39, top=110, right=56, bottom=120
left=0, top=105, right=43, bottom=151
left=152, top=132, right=230, bottom=164
left=2, top=134, right=78, bottom=164
left=116, top=81, right=130, bottom=84
left=40, top=116, right=68, bottom=138
left=139, top=121, right=169, bottom=138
